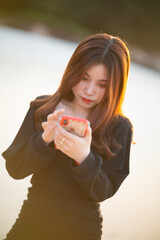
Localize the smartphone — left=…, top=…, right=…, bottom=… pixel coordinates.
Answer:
left=60, top=115, right=88, bottom=137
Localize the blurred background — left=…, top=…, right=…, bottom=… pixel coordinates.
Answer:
left=0, top=0, right=160, bottom=71
left=0, top=0, right=160, bottom=240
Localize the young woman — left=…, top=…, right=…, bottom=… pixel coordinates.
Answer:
left=2, top=33, right=133, bottom=240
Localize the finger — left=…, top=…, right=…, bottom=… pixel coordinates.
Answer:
left=85, top=125, right=92, bottom=139
left=54, top=130, right=67, bottom=149
left=47, top=113, right=55, bottom=122
left=53, top=108, right=65, bottom=114
left=54, top=125, right=65, bottom=142
left=53, top=108, right=65, bottom=118
left=41, top=121, right=48, bottom=129
left=47, top=109, right=65, bottom=122
left=56, top=124, right=77, bottom=140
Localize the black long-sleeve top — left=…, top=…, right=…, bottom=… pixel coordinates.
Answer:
left=2, top=99, right=132, bottom=239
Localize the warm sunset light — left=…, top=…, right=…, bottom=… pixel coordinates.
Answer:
left=0, top=26, right=160, bottom=240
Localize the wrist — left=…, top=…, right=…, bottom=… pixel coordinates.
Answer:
left=75, top=151, right=90, bottom=165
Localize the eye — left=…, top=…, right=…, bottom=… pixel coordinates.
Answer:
left=83, top=77, right=88, bottom=81
left=99, top=84, right=107, bottom=88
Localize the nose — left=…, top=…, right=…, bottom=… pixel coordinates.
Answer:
left=84, top=83, right=95, bottom=96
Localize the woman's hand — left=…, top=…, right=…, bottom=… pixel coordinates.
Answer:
left=41, top=109, right=65, bottom=144
left=54, top=123, right=92, bottom=164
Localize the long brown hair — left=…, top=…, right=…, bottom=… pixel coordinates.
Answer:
left=31, top=33, right=130, bottom=160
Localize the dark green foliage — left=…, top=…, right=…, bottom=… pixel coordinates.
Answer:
left=0, top=0, right=159, bottom=53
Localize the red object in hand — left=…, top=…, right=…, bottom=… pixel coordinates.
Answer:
left=60, top=115, right=88, bottom=137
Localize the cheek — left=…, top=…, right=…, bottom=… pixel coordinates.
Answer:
left=97, top=88, right=106, bottom=102
left=72, top=86, right=79, bottom=96
left=72, top=82, right=83, bottom=95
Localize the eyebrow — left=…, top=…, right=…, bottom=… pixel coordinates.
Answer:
left=85, top=72, right=108, bottom=82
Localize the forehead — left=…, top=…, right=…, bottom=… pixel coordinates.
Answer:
left=85, top=63, right=108, bottom=79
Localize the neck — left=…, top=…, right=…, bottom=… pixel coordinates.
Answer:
left=61, top=99, right=89, bottom=119
left=71, top=99, right=90, bottom=119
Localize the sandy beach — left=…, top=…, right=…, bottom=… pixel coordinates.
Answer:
left=0, top=26, right=160, bottom=240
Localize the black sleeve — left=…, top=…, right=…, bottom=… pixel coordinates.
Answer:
left=2, top=106, right=57, bottom=180
left=70, top=117, right=133, bottom=202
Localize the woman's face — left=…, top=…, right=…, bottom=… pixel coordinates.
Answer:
left=72, top=63, right=108, bottom=111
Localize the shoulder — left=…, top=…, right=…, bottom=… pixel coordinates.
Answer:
left=113, top=114, right=133, bottom=140
left=115, top=114, right=133, bottom=129
left=35, top=95, right=51, bottom=100
left=30, top=95, right=52, bottom=109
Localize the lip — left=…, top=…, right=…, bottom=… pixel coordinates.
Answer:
left=81, top=97, right=93, bottom=103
